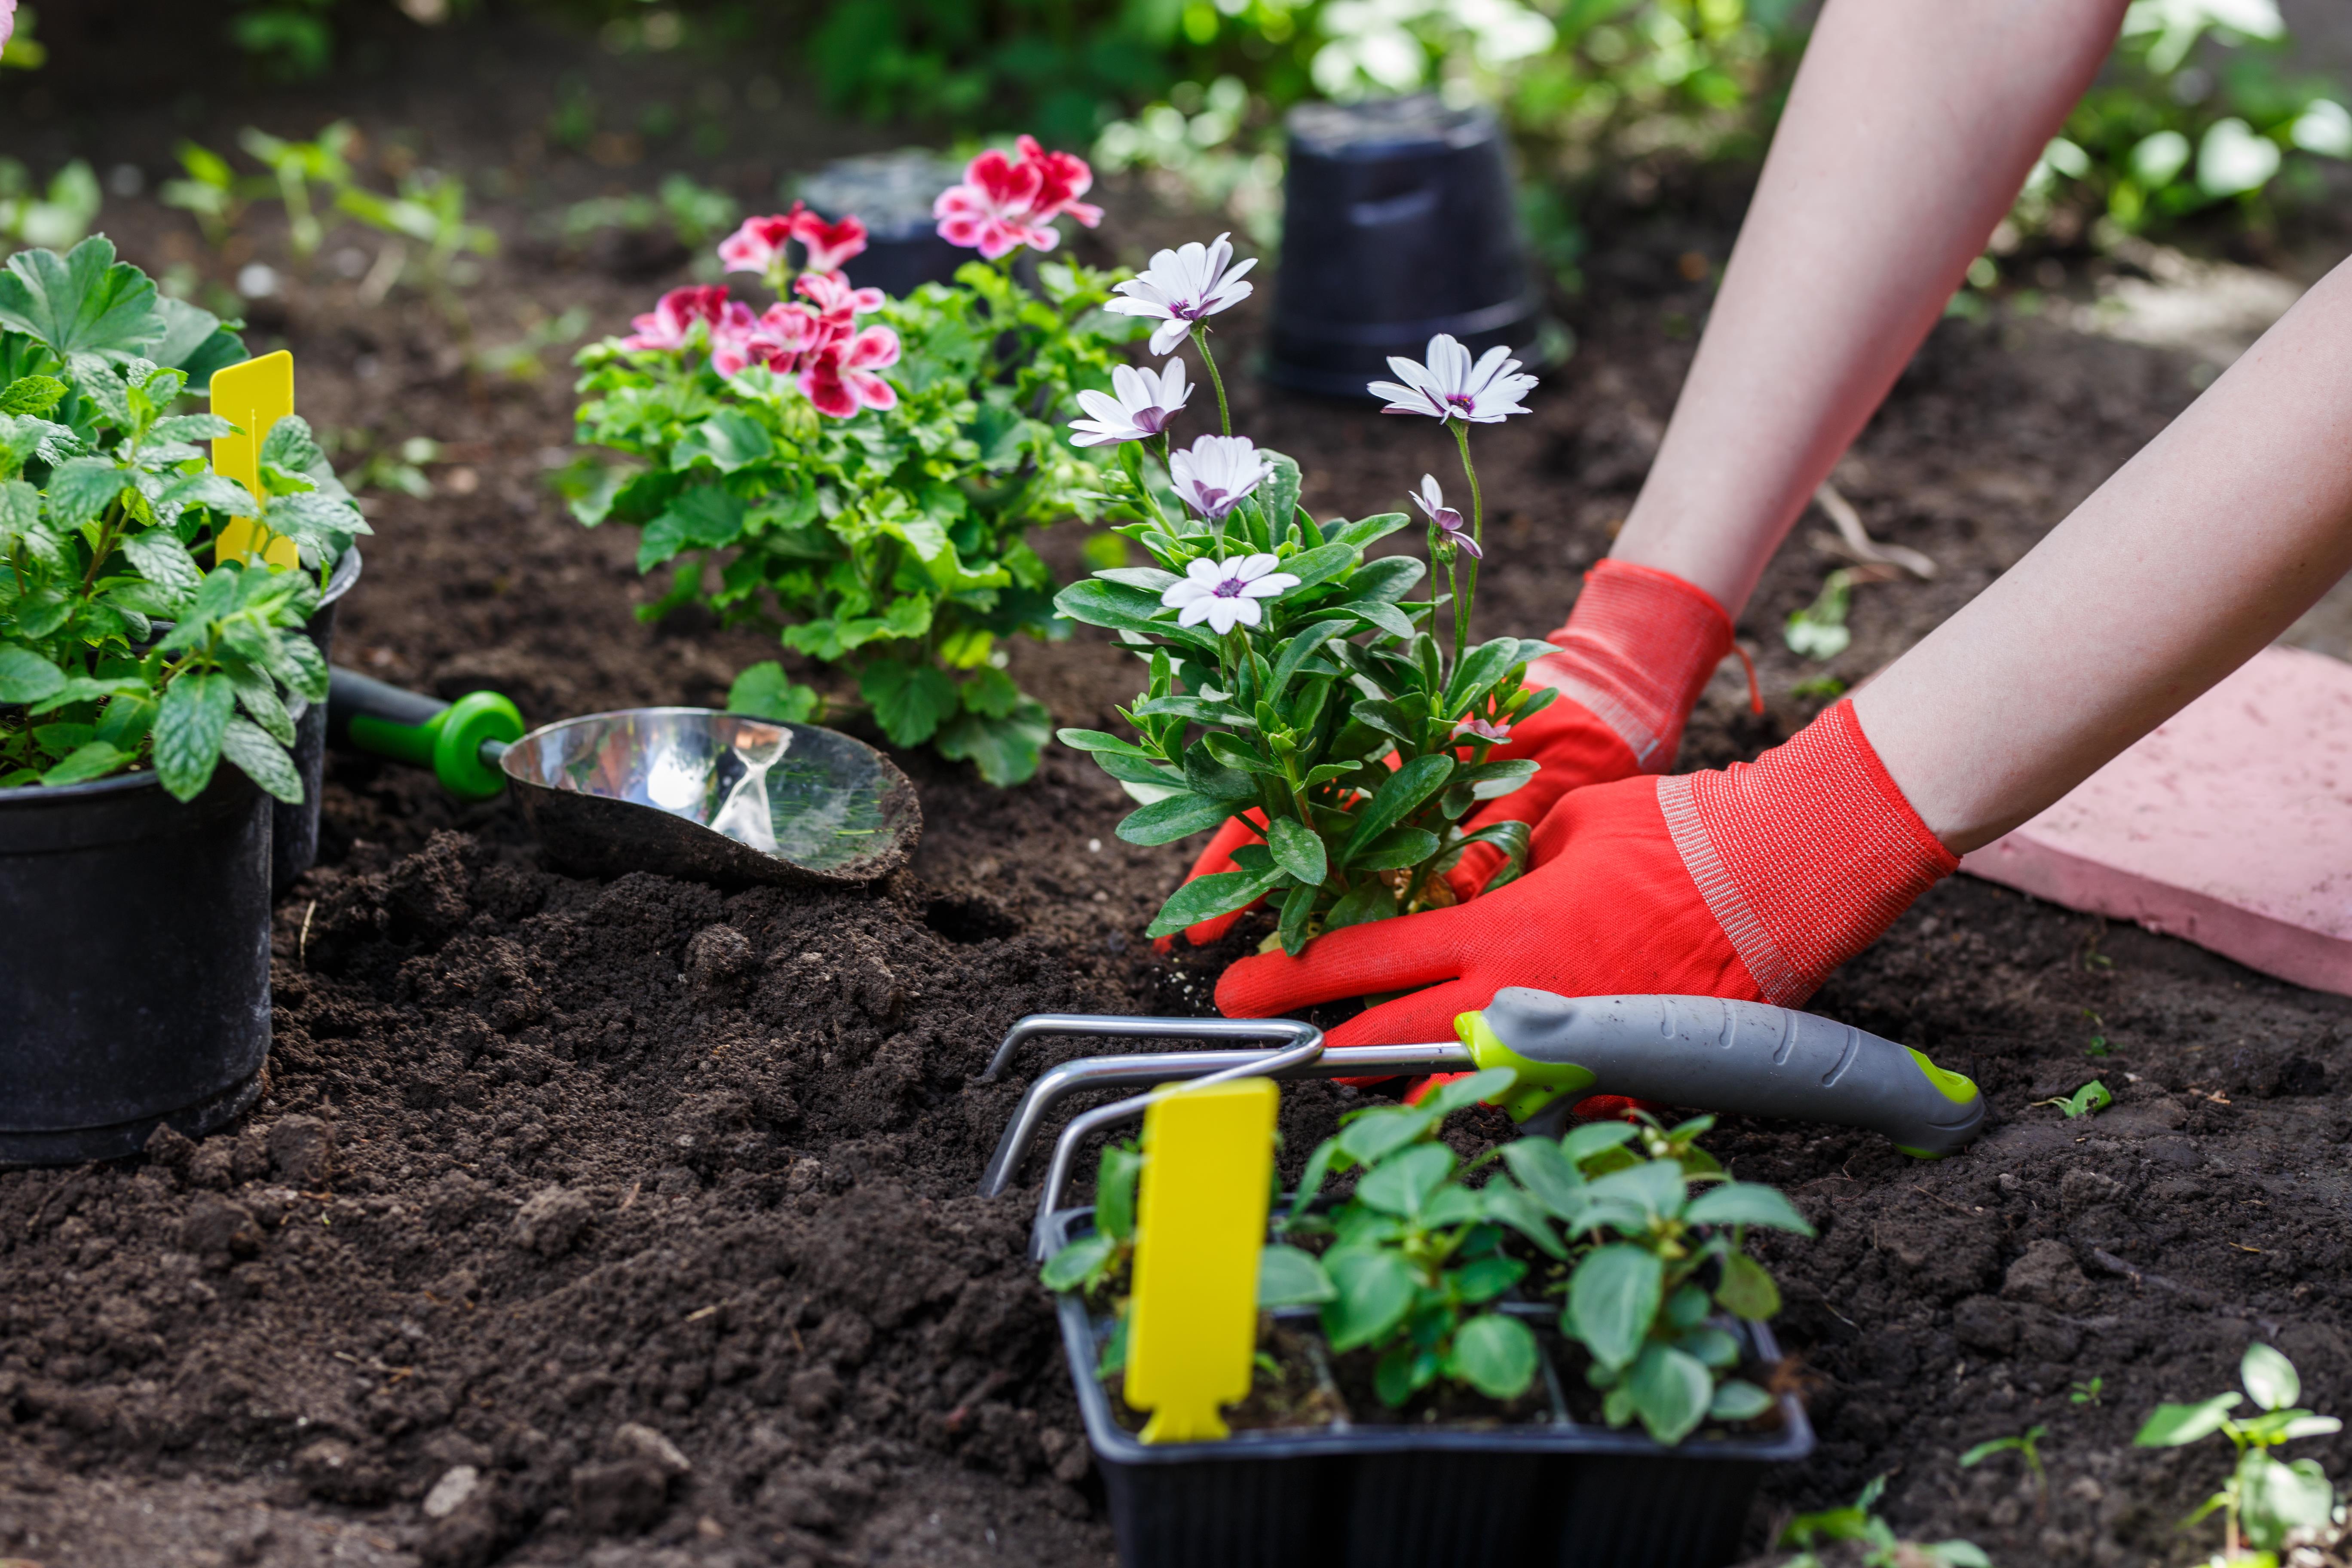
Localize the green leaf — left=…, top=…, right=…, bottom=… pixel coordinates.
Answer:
left=122, top=532, right=205, bottom=600
left=1145, top=866, right=1283, bottom=938
left=1450, top=1313, right=1538, bottom=1401
left=1332, top=511, right=1411, bottom=550
left=150, top=296, right=247, bottom=390
left=674, top=408, right=774, bottom=471
left=1684, top=1182, right=1816, bottom=1236
left=1340, top=753, right=1454, bottom=864
left=44, top=456, right=129, bottom=527
left=0, top=238, right=166, bottom=360
left=1348, top=826, right=1440, bottom=871
left=1709, top=1380, right=1774, bottom=1422
left=1355, top=1143, right=1456, bottom=1217
left=38, top=742, right=132, bottom=786
left=2242, top=1342, right=2301, bottom=1412
left=1562, top=1121, right=1641, bottom=1170
left=1040, top=1233, right=1117, bottom=1293
left=1097, top=1142, right=1142, bottom=1241
left=1320, top=1249, right=1418, bottom=1352
left=1265, top=816, right=1327, bottom=885
left=1714, top=1251, right=1782, bottom=1320
left=2240, top=1450, right=2337, bottom=1550
left=0, top=647, right=66, bottom=704
left=1276, top=541, right=1354, bottom=594
left=2134, top=1392, right=2243, bottom=1448
left=1182, top=740, right=1256, bottom=800
left=153, top=671, right=235, bottom=802
left=1479, top=1182, right=1568, bottom=1259
left=218, top=715, right=303, bottom=803
left=1116, top=790, right=1234, bottom=846
left=859, top=659, right=959, bottom=748
left=1624, top=1342, right=1713, bottom=1445
left=1054, top=577, right=1200, bottom=646
left=1268, top=617, right=1351, bottom=699
left=726, top=661, right=819, bottom=723
left=638, top=485, right=747, bottom=571
left=1276, top=879, right=1317, bottom=956
left=1321, top=879, right=1395, bottom=931
left=1568, top=1243, right=1664, bottom=1370
left=1256, top=450, right=1302, bottom=541
left=1452, top=1255, right=1527, bottom=1304
left=1501, top=1138, right=1587, bottom=1220
left=228, top=669, right=296, bottom=747
left=1057, top=727, right=1153, bottom=760
left=0, top=374, right=66, bottom=416
left=1258, top=1243, right=1336, bottom=1308
left=936, top=698, right=1052, bottom=786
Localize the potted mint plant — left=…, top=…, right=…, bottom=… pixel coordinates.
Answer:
left=564, top=135, right=1146, bottom=785
left=1037, top=1079, right=1815, bottom=1568
left=0, top=237, right=362, bottom=1164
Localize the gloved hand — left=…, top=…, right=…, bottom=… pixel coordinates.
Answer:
left=1157, top=558, right=1745, bottom=949
left=1214, top=700, right=1957, bottom=1053
left=1445, top=557, right=1750, bottom=898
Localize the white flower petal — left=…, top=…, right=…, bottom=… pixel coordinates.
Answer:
left=1162, top=579, right=1210, bottom=607
left=1231, top=552, right=1280, bottom=581
left=1149, top=318, right=1189, bottom=355
left=1185, top=556, right=1226, bottom=582
left=1239, top=573, right=1298, bottom=598
left=1177, top=597, right=1217, bottom=627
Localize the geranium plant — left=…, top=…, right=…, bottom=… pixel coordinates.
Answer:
left=1054, top=233, right=1556, bottom=948
left=565, top=137, right=1148, bottom=785
left=0, top=238, right=364, bottom=798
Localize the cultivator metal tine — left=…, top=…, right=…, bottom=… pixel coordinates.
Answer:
left=980, top=1012, right=1324, bottom=1083
left=977, top=1014, right=1472, bottom=1200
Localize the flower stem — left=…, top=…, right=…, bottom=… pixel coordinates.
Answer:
left=1450, top=418, right=1482, bottom=653
left=1192, top=325, right=1231, bottom=437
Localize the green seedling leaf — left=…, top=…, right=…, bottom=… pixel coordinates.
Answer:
left=0, top=646, right=66, bottom=704
left=1449, top=1313, right=1538, bottom=1401
left=1562, top=1121, right=1642, bottom=1170
left=1709, top=1380, right=1774, bottom=1422
left=1354, top=1142, right=1457, bottom=1218
left=1258, top=1243, right=1335, bottom=1307
left=2243, top=1340, right=2301, bottom=1411
left=2135, top=1391, right=2243, bottom=1447
left=2033, top=1079, right=2113, bottom=1118
left=1041, top=1233, right=1116, bottom=1293
left=1624, top=1342, right=1713, bottom=1445
left=1096, top=1142, right=1142, bottom=1242
left=1334, top=1105, right=1436, bottom=1167
left=1714, top=1250, right=1782, bottom=1320
left=726, top=661, right=820, bottom=723
left=1418, top=1066, right=1516, bottom=1118
left=1684, top=1182, right=1817, bottom=1236
left=1321, top=1249, right=1418, bottom=1353
left=1568, top=1243, right=1664, bottom=1371
left=2239, top=1449, right=2337, bottom=1550
left=1479, top=1182, right=1567, bottom=1259
left=1501, top=1137, right=1587, bottom=1220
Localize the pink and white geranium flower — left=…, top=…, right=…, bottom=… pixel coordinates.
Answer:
left=934, top=136, right=1102, bottom=260
left=1370, top=333, right=1537, bottom=424
left=800, top=326, right=901, bottom=418
left=704, top=300, right=768, bottom=377
left=718, top=207, right=802, bottom=278
left=1067, top=359, right=1191, bottom=447
left=1159, top=553, right=1301, bottom=635
left=619, top=285, right=733, bottom=352
left=1167, top=434, right=1271, bottom=521
left=0, top=1, right=15, bottom=52
left=793, top=211, right=869, bottom=274
left=1411, top=473, right=1481, bottom=558
left=1106, top=233, right=1256, bottom=356
left=795, top=269, right=884, bottom=325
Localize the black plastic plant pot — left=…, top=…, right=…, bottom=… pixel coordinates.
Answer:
left=0, top=767, right=272, bottom=1166
left=1043, top=1210, right=1812, bottom=1568
left=274, top=543, right=363, bottom=895
left=1266, top=96, right=1545, bottom=400
left=798, top=152, right=968, bottom=300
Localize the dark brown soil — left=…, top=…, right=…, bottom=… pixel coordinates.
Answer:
left=9, top=12, right=2352, bottom=1568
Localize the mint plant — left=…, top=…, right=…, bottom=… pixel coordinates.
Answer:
left=567, top=140, right=1145, bottom=786
left=1499, top=1119, right=1813, bottom=1444
left=2135, top=1342, right=2343, bottom=1564
left=0, top=238, right=359, bottom=799
left=1056, top=233, right=1556, bottom=946
left=1039, top=1136, right=1144, bottom=1376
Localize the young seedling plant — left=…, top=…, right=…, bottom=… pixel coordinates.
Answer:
left=1780, top=1476, right=1993, bottom=1568
left=2135, top=1341, right=2343, bottom=1565
left=0, top=239, right=363, bottom=798
left=2033, top=1080, right=2112, bottom=1119
left=1961, top=1422, right=2049, bottom=1515
left=569, top=137, right=1147, bottom=784
left=1056, top=230, right=1558, bottom=944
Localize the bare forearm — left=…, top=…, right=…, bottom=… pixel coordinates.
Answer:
left=1611, top=0, right=2126, bottom=613
left=1856, top=260, right=2352, bottom=853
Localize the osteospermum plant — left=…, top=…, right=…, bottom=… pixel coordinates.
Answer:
left=566, top=136, right=1146, bottom=785
left=1055, top=236, right=1553, bottom=949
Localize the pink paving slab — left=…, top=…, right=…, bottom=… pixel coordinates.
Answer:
left=1960, top=644, right=2352, bottom=997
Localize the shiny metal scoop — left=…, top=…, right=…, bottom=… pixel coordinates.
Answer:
left=495, top=707, right=920, bottom=888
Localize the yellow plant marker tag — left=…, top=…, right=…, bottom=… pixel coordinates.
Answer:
left=1124, top=1077, right=1277, bottom=1444
left=208, top=351, right=300, bottom=570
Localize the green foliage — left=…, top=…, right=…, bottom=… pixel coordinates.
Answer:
left=1961, top=1423, right=2049, bottom=1494
left=558, top=174, right=743, bottom=251
left=2136, top=1342, right=2344, bottom=1560
left=573, top=256, right=1145, bottom=786
left=1781, top=1476, right=1993, bottom=1568
left=1038, top=1137, right=1145, bottom=1377
left=0, top=160, right=101, bottom=252
left=2032, top=1079, right=2113, bottom=1119
left=0, top=242, right=363, bottom=799
left=1784, top=567, right=1855, bottom=662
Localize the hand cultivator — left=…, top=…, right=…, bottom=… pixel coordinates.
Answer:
left=981, top=989, right=1986, bottom=1224
left=325, top=667, right=920, bottom=886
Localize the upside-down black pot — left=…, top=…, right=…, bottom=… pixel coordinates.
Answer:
left=799, top=151, right=968, bottom=299
left=0, top=766, right=272, bottom=1165
left=1266, top=96, right=1545, bottom=398
left=274, top=543, right=363, bottom=894
left=1045, top=1208, right=1812, bottom=1568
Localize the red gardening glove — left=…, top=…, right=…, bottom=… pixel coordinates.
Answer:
left=1447, top=559, right=1751, bottom=900
left=1215, top=701, right=1957, bottom=1056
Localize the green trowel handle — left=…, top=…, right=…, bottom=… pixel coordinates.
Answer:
left=326, top=665, right=524, bottom=802
left=1460, top=989, right=1985, bottom=1158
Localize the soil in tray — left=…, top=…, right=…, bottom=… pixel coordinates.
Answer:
left=8, top=14, right=2352, bottom=1567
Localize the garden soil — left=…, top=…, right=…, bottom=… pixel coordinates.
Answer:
left=9, top=15, right=2352, bottom=1566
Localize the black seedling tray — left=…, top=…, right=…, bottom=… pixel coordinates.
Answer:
left=1044, top=1208, right=1812, bottom=1568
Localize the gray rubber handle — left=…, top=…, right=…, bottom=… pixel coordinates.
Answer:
left=1484, top=988, right=1984, bottom=1157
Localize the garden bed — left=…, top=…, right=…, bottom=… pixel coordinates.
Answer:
left=7, top=14, right=2352, bottom=1567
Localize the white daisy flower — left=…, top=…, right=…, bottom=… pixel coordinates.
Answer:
left=1168, top=433, right=1273, bottom=520
left=1067, top=359, right=1193, bottom=447
left=1160, top=553, right=1301, bottom=635
left=1106, top=232, right=1258, bottom=356
left=1368, top=332, right=1537, bottom=423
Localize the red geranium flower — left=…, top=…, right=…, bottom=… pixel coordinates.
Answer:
left=619, top=285, right=732, bottom=352
left=800, top=325, right=901, bottom=418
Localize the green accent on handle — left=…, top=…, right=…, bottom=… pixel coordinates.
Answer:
left=346, top=691, right=523, bottom=801
left=1456, top=1009, right=1596, bottom=1123
left=1905, top=1047, right=1980, bottom=1107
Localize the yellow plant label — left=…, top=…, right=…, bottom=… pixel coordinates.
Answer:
left=1124, top=1076, right=1277, bottom=1443
left=208, top=351, right=300, bottom=569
